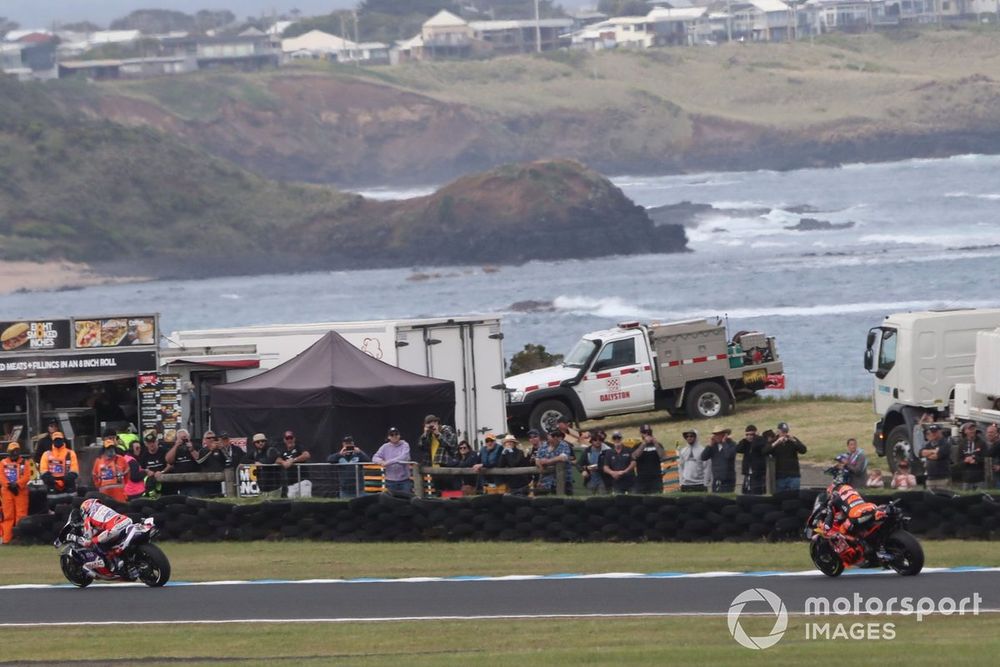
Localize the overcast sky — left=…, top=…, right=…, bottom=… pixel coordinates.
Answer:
left=4, top=1, right=596, bottom=29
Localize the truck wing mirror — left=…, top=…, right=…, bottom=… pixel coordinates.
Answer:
left=863, top=349, right=874, bottom=372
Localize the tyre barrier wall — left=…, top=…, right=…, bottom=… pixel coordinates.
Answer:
left=12, top=490, right=1000, bottom=546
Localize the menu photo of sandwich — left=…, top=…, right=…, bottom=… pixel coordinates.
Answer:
left=1, top=322, right=30, bottom=351
left=74, top=320, right=100, bottom=348
left=100, top=319, right=129, bottom=347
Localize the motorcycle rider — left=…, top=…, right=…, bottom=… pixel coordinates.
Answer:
left=74, top=498, right=134, bottom=576
left=822, top=481, right=883, bottom=539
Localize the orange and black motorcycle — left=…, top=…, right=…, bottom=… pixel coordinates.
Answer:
left=805, top=493, right=924, bottom=577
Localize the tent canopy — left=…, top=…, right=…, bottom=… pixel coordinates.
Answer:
left=211, top=331, right=455, bottom=460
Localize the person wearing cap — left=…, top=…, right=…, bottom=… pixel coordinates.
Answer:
left=577, top=429, right=611, bottom=495
left=138, top=431, right=171, bottom=492
left=165, top=429, right=201, bottom=495
left=419, top=414, right=457, bottom=467
left=373, top=427, right=412, bottom=494
left=498, top=434, right=530, bottom=494
left=32, top=419, right=61, bottom=465
left=39, top=431, right=79, bottom=494
left=890, top=459, right=917, bottom=489
left=556, top=415, right=580, bottom=447
left=276, top=430, right=311, bottom=498
left=216, top=433, right=244, bottom=470
left=632, top=425, right=666, bottom=494
left=535, top=429, right=573, bottom=494
left=327, top=435, right=370, bottom=498
left=954, top=422, right=986, bottom=490
left=838, top=438, right=868, bottom=487
left=736, top=425, right=768, bottom=495
left=473, top=433, right=504, bottom=488
left=764, top=422, right=807, bottom=493
left=603, top=431, right=636, bottom=494
left=1, top=443, right=31, bottom=543
left=92, top=432, right=129, bottom=503
left=678, top=428, right=711, bottom=492
left=700, top=426, right=737, bottom=493
left=918, top=424, right=952, bottom=490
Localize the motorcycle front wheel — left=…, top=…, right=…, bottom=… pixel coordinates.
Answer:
left=132, top=543, right=171, bottom=587
left=809, top=538, right=844, bottom=577
left=884, top=530, right=924, bottom=576
left=60, top=553, right=92, bottom=588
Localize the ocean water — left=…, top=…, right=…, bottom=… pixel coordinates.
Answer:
left=4, top=154, right=1000, bottom=398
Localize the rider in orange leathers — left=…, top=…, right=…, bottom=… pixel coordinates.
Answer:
left=1, top=443, right=32, bottom=544
left=823, top=482, right=883, bottom=538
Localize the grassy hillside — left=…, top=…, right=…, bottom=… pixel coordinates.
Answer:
left=73, top=27, right=1000, bottom=186
left=0, top=78, right=355, bottom=263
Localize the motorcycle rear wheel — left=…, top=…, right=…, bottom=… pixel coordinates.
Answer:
left=60, top=554, right=92, bottom=588
left=884, top=530, right=924, bottom=576
left=133, top=543, right=171, bottom=587
left=810, top=538, right=844, bottom=577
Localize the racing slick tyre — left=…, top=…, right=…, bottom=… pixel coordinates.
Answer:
left=810, top=538, right=845, bottom=577
left=134, top=543, right=171, bottom=587
left=884, top=530, right=924, bottom=576
left=60, top=554, right=92, bottom=588
left=684, top=381, right=732, bottom=420
left=529, top=399, right=571, bottom=435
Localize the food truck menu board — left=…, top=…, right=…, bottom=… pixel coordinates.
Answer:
left=0, top=320, right=72, bottom=352
left=138, top=373, right=182, bottom=442
left=0, top=316, right=157, bottom=354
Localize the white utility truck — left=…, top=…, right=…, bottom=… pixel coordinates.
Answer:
left=160, top=316, right=506, bottom=444
left=504, top=318, right=784, bottom=434
left=864, top=308, right=1000, bottom=471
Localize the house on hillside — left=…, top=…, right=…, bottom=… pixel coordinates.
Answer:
left=468, top=18, right=573, bottom=54
left=159, top=33, right=280, bottom=71
left=1, top=33, right=57, bottom=79
left=647, top=6, right=712, bottom=45
left=420, top=10, right=475, bottom=59
left=569, top=10, right=609, bottom=29
left=800, top=0, right=894, bottom=34
left=281, top=30, right=389, bottom=63
left=710, top=0, right=795, bottom=41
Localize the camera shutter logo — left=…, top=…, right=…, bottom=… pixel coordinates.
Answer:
left=727, top=588, right=788, bottom=650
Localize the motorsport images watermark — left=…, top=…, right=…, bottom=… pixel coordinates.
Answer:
left=727, top=588, right=983, bottom=649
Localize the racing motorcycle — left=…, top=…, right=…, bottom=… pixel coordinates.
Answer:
left=805, top=493, right=924, bottom=577
left=53, top=509, right=171, bottom=587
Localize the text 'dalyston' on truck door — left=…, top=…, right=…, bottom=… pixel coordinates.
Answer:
left=580, top=334, right=655, bottom=417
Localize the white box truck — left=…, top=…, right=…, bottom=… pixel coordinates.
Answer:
left=160, top=316, right=506, bottom=444
left=864, top=308, right=1000, bottom=471
left=504, top=318, right=784, bottom=434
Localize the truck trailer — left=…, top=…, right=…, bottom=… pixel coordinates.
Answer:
left=160, top=316, right=506, bottom=445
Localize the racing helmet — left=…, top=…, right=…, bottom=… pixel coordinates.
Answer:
left=80, top=498, right=97, bottom=513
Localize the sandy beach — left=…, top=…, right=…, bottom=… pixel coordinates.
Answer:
left=0, top=261, right=146, bottom=295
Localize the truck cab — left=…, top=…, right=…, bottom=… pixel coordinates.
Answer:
left=506, top=318, right=783, bottom=434
left=864, top=308, right=1000, bottom=467
left=505, top=326, right=656, bottom=434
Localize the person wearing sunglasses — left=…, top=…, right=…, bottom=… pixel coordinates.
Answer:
left=276, top=430, right=311, bottom=498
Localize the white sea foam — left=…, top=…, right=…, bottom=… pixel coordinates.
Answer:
left=551, top=295, right=653, bottom=319
left=944, top=192, right=1000, bottom=201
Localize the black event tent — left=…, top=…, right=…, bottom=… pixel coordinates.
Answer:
left=210, top=331, right=455, bottom=461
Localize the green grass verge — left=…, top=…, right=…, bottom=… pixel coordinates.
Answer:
left=582, top=397, right=874, bottom=464
left=3, top=540, right=996, bottom=586
left=2, top=615, right=997, bottom=664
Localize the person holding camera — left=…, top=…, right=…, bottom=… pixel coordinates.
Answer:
left=165, top=429, right=201, bottom=496
left=327, top=435, right=370, bottom=498
left=763, top=422, right=807, bottom=492
left=420, top=414, right=458, bottom=491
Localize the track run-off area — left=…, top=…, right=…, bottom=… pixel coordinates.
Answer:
left=1, top=568, right=998, bottom=627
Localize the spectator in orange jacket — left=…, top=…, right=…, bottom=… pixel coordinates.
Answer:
left=92, top=435, right=129, bottom=503
left=2, top=443, right=32, bottom=543
left=39, top=431, right=79, bottom=494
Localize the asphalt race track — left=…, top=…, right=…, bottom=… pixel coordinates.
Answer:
left=1, top=569, right=998, bottom=626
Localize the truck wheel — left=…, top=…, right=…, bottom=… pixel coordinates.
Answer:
left=684, top=381, right=731, bottom=420
left=886, top=424, right=925, bottom=476
left=529, top=400, right=570, bottom=434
